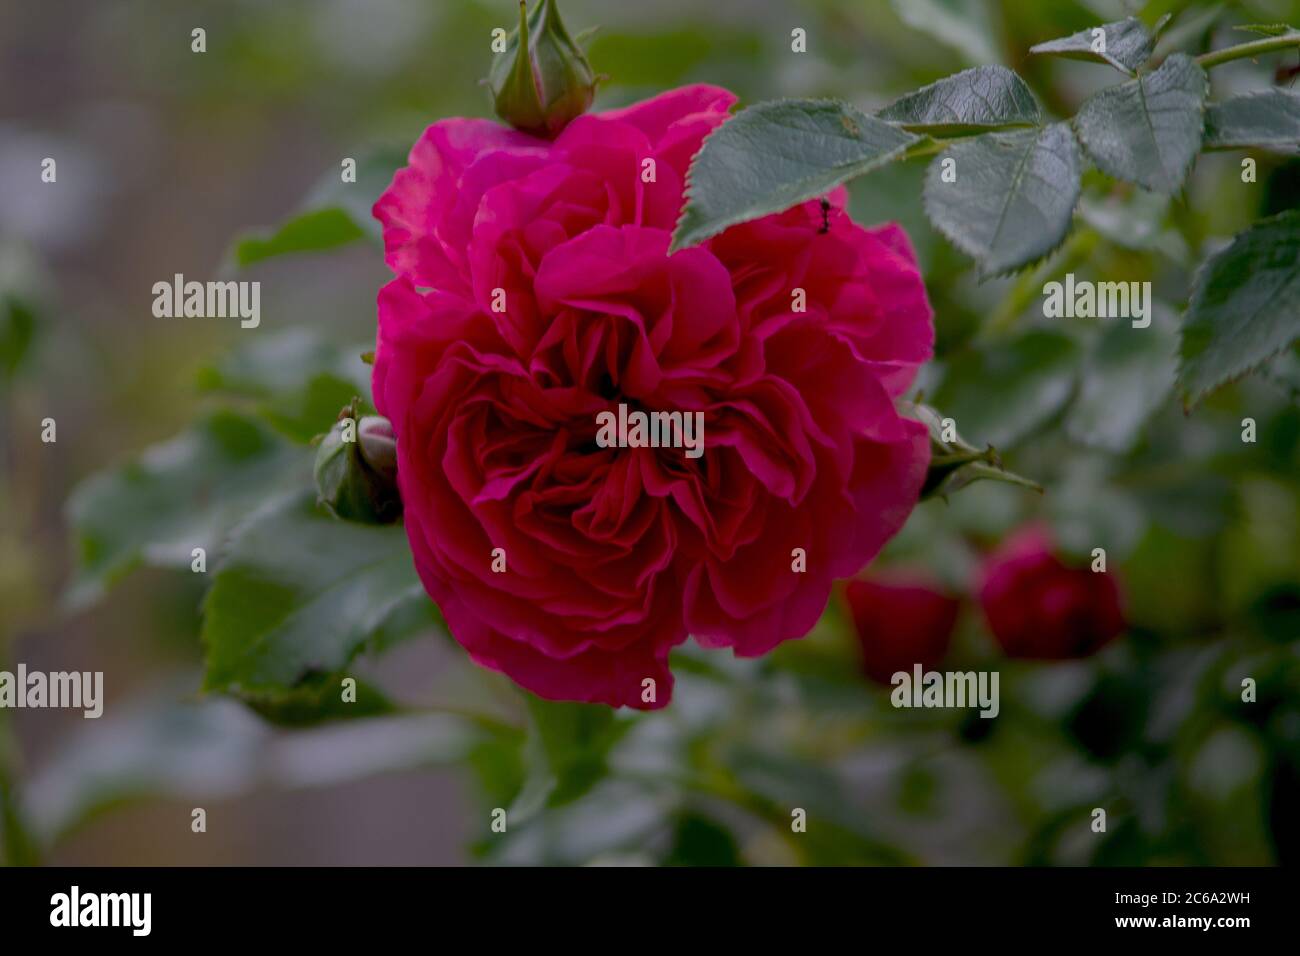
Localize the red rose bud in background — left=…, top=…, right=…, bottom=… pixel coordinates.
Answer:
left=489, top=0, right=598, bottom=138
left=977, top=525, right=1125, bottom=660
left=845, top=576, right=960, bottom=684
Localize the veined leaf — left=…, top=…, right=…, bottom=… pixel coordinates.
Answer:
left=878, top=66, right=1040, bottom=135
left=1178, top=210, right=1300, bottom=407
left=1030, top=16, right=1157, bottom=75
left=671, top=99, right=918, bottom=251
left=1072, top=53, right=1207, bottom=194
left=64, top=411, right=306, bottom=610
left=922, top=123, right=1083, bottom=278
left=1204, top=89, right=1300, bottom=154
left=202, top=491, right=436, bottom=696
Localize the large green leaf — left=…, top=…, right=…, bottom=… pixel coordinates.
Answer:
left=932, top=330, right=1083, bottom=448
left=1072, top=53, right=1208, bottom=194
left=671, top=99, right=918, bottom=251
left=888, top=0, right=999, bottom=65
left=197, top=494, right=431, bottom=697
left=201, top=491, right=437, bottom=697
left=1204, top=89, right=1300, bottom=153
left=922, top=123, right=1082, bottom=278
left=1029, top=16, right=1157, bottom=75
left=1178, top=210, right=1300, bottom=407
left=64, top=411, right=306, bottom=610
left=229, top=147, right=407, bottom=267
left=1067, top=306, right=1179, bottom=452
left=877, top=66, right=1040, bottom=135
left=197, top=328, right=371, bottom=443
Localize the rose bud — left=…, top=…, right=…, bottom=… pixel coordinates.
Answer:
left=844, top=576, right=961, bottom=684
left=489, top=0, right=598, bottom=138
left=314, top=411, right=402, bottom=524
left=976, top=525, right=1125, bottom=660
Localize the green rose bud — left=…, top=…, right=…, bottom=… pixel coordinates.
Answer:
left=314, top=409, right=402, bottom=524
left=489, top=0, right=597, bottom=138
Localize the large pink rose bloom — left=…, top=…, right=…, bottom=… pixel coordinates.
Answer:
left=372, top=85, right=933, bottom=708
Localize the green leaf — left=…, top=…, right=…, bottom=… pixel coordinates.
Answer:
left=1178, top=209, right=1300, bottom=408
left=671, top=99, right=918, bottom=251
left=64, top=411, right=306, bottom=610
left=922, top=123, right=1083, bottom=278
left=0, top=242, right=47, bottom=382
left=888, top=0, right=1000, bottom=65
left=1204, top=89, right=1300, bottom=154
left=0, top=296, right=35, bottom=383
left=1067, top=306, right=1179, bottom=452
left=228, top=147, right=406, bottom=267
left=1235, top=23, right=1295, bottom=38
left=201, top=491, right=437, bottom=696
left=238, top=674, right=396, bottom=727
left=1030, top=16, right=1157, bottom=75
left=1072, top=53, right=1208, bottom=194
left=196, top=328, right=371, bottom=442
left=877, top=66, right=1040, bottom=135
left=233, top=208, right=364, bottom=268
left=932, top=330, right=1083, bottom=447
left=510, top=697, right=629, bottom=822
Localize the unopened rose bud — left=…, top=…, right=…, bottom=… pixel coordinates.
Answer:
left=489, top=0, right=597, bottom=137
left=314, top=411, right=402, bottom=524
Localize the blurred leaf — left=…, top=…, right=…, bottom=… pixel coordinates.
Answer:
left=671, top=100, right=918, bottom=250
left=511, top=697, right=629, bottom=822
left=877, top=66, right=1040, bottom=135
left=665, top=812, right=742, bottom=866
left=233, top=208, right=363, bottom=267
left=923, top=124, right=1082, bottom=278
left=1078, top=191, right=1189, bottom=262
left=202, top=491, right=436, bottom=698
left=1178, top=209, right=1300, bottom=407
left=1030, top=16, right=1158, bottom=75
left=0, top=296, right=35, bottom=383
left=228, top=147, right=406, bottom=266
left=1204, top=89, right=1300, bottom=154
left=1072, top=54, right=1208, bottom=194
left=0, top=242, right=46, bottom=383
left=238, top=673, right=396, bottom=727
left=932, top=330, right=1082, bottom=447
left=22, top=682, right=481, bottom=845
left=64, top=410, right=306, bottom=610
left=1067, top=306, right=1179, bottom=452
left=197, top=328, right=370, bottom=442
left=1236, top=23, right=1296, bottom=37
left=888, top=0, right=999, bottom=65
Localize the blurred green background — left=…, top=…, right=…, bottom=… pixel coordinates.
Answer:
left=1, top=0, right=1298, bottom=865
